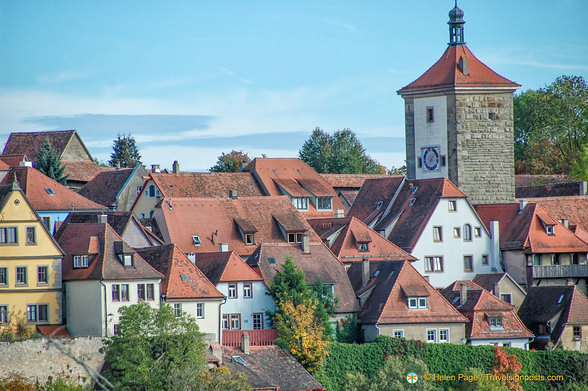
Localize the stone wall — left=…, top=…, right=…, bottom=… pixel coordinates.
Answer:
left=61, top=135, right=92, bottom=161
left=0, top=337, right=105, bottom=386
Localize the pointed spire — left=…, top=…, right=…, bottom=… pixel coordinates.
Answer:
left=11, top=172, right=21, bottom=191
left=448, top=0, right=466, bottom=46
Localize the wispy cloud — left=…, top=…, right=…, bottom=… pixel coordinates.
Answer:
left=37, top=71, right=95, bottom=84
left=325, top=19, right=357, bottom=33
left=218, top=67, right=253, bottom=85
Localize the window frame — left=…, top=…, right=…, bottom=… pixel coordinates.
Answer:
left=408, top=297, right=418, bottom=309
left=358, top=242, right=369, bottom=252
left=482, top=255, right=489, bottom=265
left=73, top=255, right=89, bottom=269
left=463, top=224, right=472, bottom=241
left=489, top=316, right=504, bottom=329
left=37, top=265, right=49, bottom=285
left=500, top=293, right=512, bottom=304
left=243, top=283, right=252, bottom=298
left=196, top=303, right=204, bottom=319
left=316, top=196, right=332, bottom=211
left=0, top=305, right=8, bottom=325
left=448, top=200, right=457, bottom=212
left=426, top=106, right=434, bottom=123
left=453, top=227, right=461, bottom=238
left=292, top=197, right=309, bottom=211
left=0, top=227, right=17, bottom=245
left=426, top=329, right=437, bottom=343
left=573, top=326, right=582, bottom=340
left=424, top=256, right=443, bottom=272
left=16, top=266, right=27, bottom=286
left=418, top=297, right=428, bottom=309
left=228, top=283, right=238, bottom=299
left=463, top=255, right=473, bottom=272
left=393, top=329, right=404, bottom=338
left=253, top=313, right=264, bottom=330
left=245, top=233, right=255, bottom=245
left=27, top=303, right=49, bottom=324
left=439, top=328, right=449, bottom=343
left=112, top=284, right=121, bottom=302
left=433, top=226, right=443, bottom=242
left=0, top=267, right=8, bottom=286
left=121, top=284, right=129, bottom=301
left=26, top=226, right=36, bottom=245
left=192, top=235, right=201, bottom=246
left=174, top=303, right=182, bottom=318
left=474, top=227, right=482, bottom=237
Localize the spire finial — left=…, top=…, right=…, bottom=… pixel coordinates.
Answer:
left=448, top=1, right=466, bottom=46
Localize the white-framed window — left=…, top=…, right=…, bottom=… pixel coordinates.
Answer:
left=408, top=297, right=428, bottom=309
left=463, top=256, right=473, bottom=272
left=196, top=303, right=204, bottom=319
left=223, top=314, right=241, bottom=330
left=112, top=285, right=121, bottom=302
left=137, top=283, right=154, bottom=301
left=463, top=224, right=472, bottom=241
left=500, top=294, right=512, bottom=304
left=426, top=329, right=437, bottom=343
left=316, top=197, right=332, bottom=211
left=192, top=235, right=201, bottom=246
left=474, top=227, right=482, bottom=237
left=245, top=234, right=254, bottom=245
left=424, top=256, right=443, bottom=272
left=393, top=329, right=404, bottom=338
left=453, top=227, right=461, bottom=238
left=482, top=255, right=489, bottom=265
left=253, top=313, right=264, bottom=330
left=546, top=225, right=555, bottom=235
left=122, top=254, right=133, bottom=267
left=73, top=255, right=89, bottom=268
left=174, top=303, right=182, bottom=318
left=228, top=284, right=237, bottom=298
left=408, top=298, right=418, bottom=309
left=439, top=329, right=449, bottom=343
left=0, top=227, right=17, bottom=244
left=0, top=305, right=8, bottom=324
left=37, top=266, right=48, bottom=284
left=358, top=243, right=368, bottom=252
left=292, top=197, right=309, bottom=211
left=448, top=200, right=457, bottom=212
left=26, top=227, right=36, bottom=245
left=27, top=304, right=48, bottom=324
left=121, top=284, right=129, bottom=301
left=0, top=267, right=7, bottom=286
left=243, top=283, right=252, bottom=298
left=433, top=226, right=442, bottom=242
left=16, top=266, right=27, bottom=285
left=489, top=317, right=504, bottom=329
left=418, top=297, right=428, bottom=309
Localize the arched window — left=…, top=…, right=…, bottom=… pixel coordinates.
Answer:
left=148, top=184, right=156, bottom=198
left=464, top=224, right=472, bottom=241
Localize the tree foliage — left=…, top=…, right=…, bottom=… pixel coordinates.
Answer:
left=109, top=133, right=142, bottom=168
left=102, top=303, right=206, bottom=391
left=35, top=139, right=68, bottom=185
left=514, top=75, right=588, bottom=177
left=299, top=128, right=385, bottom=174
left=194, top=367, right=251, bottom=391
left=492, top=346, right=523, bottom=391
left=210, top=150, right=251, bottom=172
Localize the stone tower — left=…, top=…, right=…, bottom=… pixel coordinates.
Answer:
left=397, top=2, right=519, bottom=204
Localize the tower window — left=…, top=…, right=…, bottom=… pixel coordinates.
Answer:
left=426, top=107, right=434, bottom=123
left=489, top=112, right=498, bottom=120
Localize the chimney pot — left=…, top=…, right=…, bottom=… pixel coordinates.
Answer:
left=211, top=343, right=223, bottom=365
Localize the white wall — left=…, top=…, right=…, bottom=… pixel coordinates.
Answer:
left=414, top=95, right=448, bottom=180
left=219, top=281, right=275, bottom=330
left=168, top=299, right=223, bottom=344
left=411, top=198, right=500, bottom=288
left=470, top=338, right=529, bottom=349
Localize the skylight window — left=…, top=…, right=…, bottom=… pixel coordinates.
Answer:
left=192, top=235, right=201, bottom=246
left=232, top=355, right=247, bottom=365
left=45, top=188, right=54, bottom=196
left=268, top=257, right=276, bottom=265
left=376, top=201, right=383, bottom=210
left=557, top=294, right=564, bottom=304
left=411, top=185, right=419, bottom=194
left=180, top=274, right=188, bottom=282
left=409, top=198, right=416, bottom=206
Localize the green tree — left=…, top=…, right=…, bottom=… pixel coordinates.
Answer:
left=514, top=75, right=588, bottom=176
left=335, top=314, right=363, bottom=343
left=571, top=142, right=588, bottom=180
left=194, top=367, right=251, bottom=391
left=102, top=303, right=206, bottom=391
left=210, top=150, right=251, bottom=172
left=35, top=139, right=68, bottom=184
left=299, top=128, right=385, bottom=174
left=109, top=133, right=142, bottom=168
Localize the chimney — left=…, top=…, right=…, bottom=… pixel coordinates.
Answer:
left=241, top=332, right=250, bottom=354
left=362, top=258, right=370, bottom=287
left=489, top=221, right=500, bottom=272
left=229, top=190, right=238, bottom=199
left=187, top=253, right=196, bottom=265
left=460, top=283, right=468, bottom=305
left=19, top=161, right=33, bottom=168
left=335, top=208, right=345, bottom=218
left=301, top=233, right=310, bottom=254
left=518, top=199, right=528, bottom=213
left=581, top=181, right=587, bottom=196
left=211, top=343, right=223, bottom=365
left=172, top=160, right=180, bottom=174
left=219, top=243, right=229, bottom=252
left=566, top=279, right=574, bottom=286
left=98, top=214, right=108, bottom=224
left=151, top=164, right=161, bottom=174
left=493, top=283, right=500, bottom=298
left=239, top=162, right=248, bottom=171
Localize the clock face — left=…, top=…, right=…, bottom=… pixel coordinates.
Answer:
left=422, top=146, right=440, bottom=172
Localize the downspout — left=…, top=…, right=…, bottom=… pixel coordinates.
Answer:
left=218, top=296, right=227, bottom=345
left=524, top=337, right=535, bottom=350
left=375, top=323, right=381, bottom=340
left=100, top=280, right=108, bottom=337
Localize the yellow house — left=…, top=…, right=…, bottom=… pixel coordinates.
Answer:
left=0, top=181, right=64, bottom=330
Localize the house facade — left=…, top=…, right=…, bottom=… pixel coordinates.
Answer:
left=473, top=272, right=527, bottom=311
left=79, top=165, right=148, bottom=211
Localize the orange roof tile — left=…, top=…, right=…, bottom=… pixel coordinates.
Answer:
left=150, top=171, right=264, bottom=198
left=63, top=161, right=113, bottom=183
left=195, top=251, right=263, bottom=285
left=0, top=154, right=28, bottom=167
left=320, top=173, right=393, bottom=189
left=2, top=130, right=79, bottom=159
left=397, top=45, right=519, bottom=95
left=524, top=196, right=588, bottom=232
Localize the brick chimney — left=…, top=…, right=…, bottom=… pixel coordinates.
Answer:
left=98, top=214, right=108, bottom=224
left=172, top=160, right=180, bottom=174
left=301, top=233, right=310, bottom=254
left=362, top=258, right=370, bottom=287
left=210, top=343, right=223, bottom=365
left=460, top=283, right=468, bottom=306
left=241, top=332, right=250, bottom=354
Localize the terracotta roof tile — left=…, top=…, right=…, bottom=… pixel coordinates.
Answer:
left=273, top=178, right=309, bottom=197
left=515, top=175, right=573, bottom=188
left=194, top=251, right=263, bottom=285
left=516, top=182, right=586, bottom=198
left=0, top=167, right=106, bottom=211
left=63, top=161, right=113, bottom=183
left=37, top=325, right=70, bottom=338
left=319, top=173, right=394, bottom=189
left=472, top=273, right=506, bottom=293
left=0, top=154, right=28, bottom=167
left=297, top=178, right=333, bottom=197
left=523, top=196, right=588, bottom=232
left=347, top=177, right=405, bottom=223
left=78, top=168, right=134, bottom=206
left=2, top=130, right=77, bottom=158
left=150, top=171, right=264, bottom=198
left=397, top=45, right=519, bottom=95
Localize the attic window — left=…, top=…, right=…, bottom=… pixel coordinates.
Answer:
left=122, top=254, right=133, bottom=267
left=73, top=255, right=89, bottom=269
left=245, top=234, right=255, bottom=245
left=316, top=197, right=332, bottom=211
left=408, top=297, right=428, bottom=310
left=192, top=235, right=201, bottom=246
left=180, top=274, right=188, bottom=282
left=546, top=225, right=555, bottom=236
left=557, top=294, right=564, bottom=304
left=268, top=257, right=276, bottom=265
left=45, top=188, right=55, bottom=196
left=288, top=233, right=303, bottom=243
left=489, top=316, right=504, bottom=329
left=409, top=198, right=416, bottom=206
left=374, top=270, right=380, bottom=277
left=292, top=197, right=309, bottom=211
left=448, top=200, right=457, bottom=212
left=358, top=243, right=368, bottom=252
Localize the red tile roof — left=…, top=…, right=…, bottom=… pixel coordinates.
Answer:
left=0, top=154, right=28, bottom=167
left=247, top=242, right=359, bottom=314
left=194, top=251, right=263, bottom=285
left=524, top=196, right=588, bottom=232
left=78, top=168, right=135, bottom=207
left=0, top=167, right=106, bottom=211
left=242, top=158, right=345, bottom=217
left=37, top=325, right=70, bottom=338
left=156, top=196, right=320, bottom=258
left=307, top=216, right=416, bottom=263
left=63, top=161, right=114, bottom=184
left=2, top=130, right=92, bottom=161
left=136, top=244, right=224, bottom=300
left=397, top=45, right=520, bottom=95
left=56, top=223, right=163, bottom=281
left=348, top=261, right=467, bottom=325
left=149, top=171, right=264, bottom=198
left=516, top=182, right=586, bottom=198
left=319, top=173, right=394, bottom=189
left=515, top=175, right=574, bottom=188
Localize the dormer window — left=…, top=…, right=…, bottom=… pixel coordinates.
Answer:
left=489, top=316, right=504, bottom=329
left=245, top=234, right=255, bottom=245
left=358, top=243, right=368, bottom=252
left=115, top=241, right=134, bottom=267
left=288, top=233, right=303, bottom=243
left=292, top=197, right=309, bottom=211
left=408, top=297, right=428, bottom=309
left=316, top=197, right=332, bottom=211
left=123, top=254, right=133, bottom=267
left=73, top=255, right=89, bottom=269
left=192, top=235, right=201, bottom=246
left=546, top=225, right=555, bottom=236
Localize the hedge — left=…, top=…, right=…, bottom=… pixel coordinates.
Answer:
left=314, top=337, right=588, bottom=391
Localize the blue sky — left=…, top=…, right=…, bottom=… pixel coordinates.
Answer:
left=1, top=1, right=587, bottom=171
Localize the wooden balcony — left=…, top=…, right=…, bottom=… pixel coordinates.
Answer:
left=532, top=264, right=588, bottom=279
left=222, top=329, right=278, bottom=347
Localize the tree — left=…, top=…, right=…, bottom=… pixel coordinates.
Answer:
left=491, top=346, right=523, bottom=391
left=35, top=139, right=68, bottom=184
left=109, top=133, right=142, bottom=168
left=514, top=75, right=588, bottom=176
left=102, top=303, right=206, bottom=391
left=210, top=150, right=251, bottom=172
left=299, top=128, right=385, bottom=174
left=194, top=367, right=251, bottom=391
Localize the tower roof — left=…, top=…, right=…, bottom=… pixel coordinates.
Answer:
left=397, top=45, right=520, bottom=95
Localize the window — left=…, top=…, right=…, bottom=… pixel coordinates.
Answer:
left=73, top=255, right=89, bottom=268
left=0, top=305, right=7, bottom=324
left=147, top=284, right=154, bottom=300
left=123, top=255, right=133, bottom=267
left=427, top=329, right=436, bottom=343
left=228, top=284, right=237, bottom=298
left=288, top=233, right=303, bottom=243
left=16, top=267, right=27, bottom=285
left=192, top=235, right=201, bottom=246
left=489, top=112, right=498, bottom=120
left=45, top=187, right=54, bottom=195
left=500, top=293, right=512, bottom=304
left=292, top=197, right=309, bottom=211
left=253, top=313, right=264, bottom=330
left=424, top=256, right=443, bottom=272
left=463, top=256, right=473, bottom=272
left=316, top=197, right=332, bottom=211
left=489, top=317, right=504, bottom=329
left=137, top=283, right=154, bottom=301
left=433, top=226, right=442, bottom=242
left=408, top=298, right=418, bottom=309
left=245, top=234, right=254, bottom=245
left=448, top=200, right=457, bottom=212
left=358, top=243, right=368, bottom=252
left=533, top=254, right=541, bottom=266
left=546, top=225, right=555, bottom=235
left=426, top=107, right=434, bottom=123
left=571, top=253, right=579, bottom=265
left=136, top=186, right=142, bottom=195
left=243, top=283, right=252, bottom=298
left=42, top=217, right=51, bottom=230
left=37, top=266, right=48, bottom=284
left=463, top=224, right=472, bottom=241
left=196, top=303, right=204, bottom=319
left=408, top=297, right=427, bottom=309
left=418, top=297, right=428, bottom=309
left=26, top=227, right=36, bottom=245
left=27, top=304, right=48, bottom=324
left=121, top=284, right=129, bottom=301
left=573, top=326, right=582, bottom=340
left=439, top=329, right=449, bottom=343
left=474, top=227, right=482, bottom=237
left=0, top=227, right=17, bottom=244
left=393, top=329, right=404, bottom=338
left=137, top=284, right=146, bottom=301
left=453, top=227, right=461, bottom=238
left=112, top=285, right=120, bottom=302
left=0, top=267, right=7, bottom=286
left=148, top=184, right=156, bottom=198
left=482, top=255, right=489, bottom=265
left=223, top=314, right=241, bottom=330
left=174, top=303, right=182, bottom=318
left=502, top=342, right=511, bottom=347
